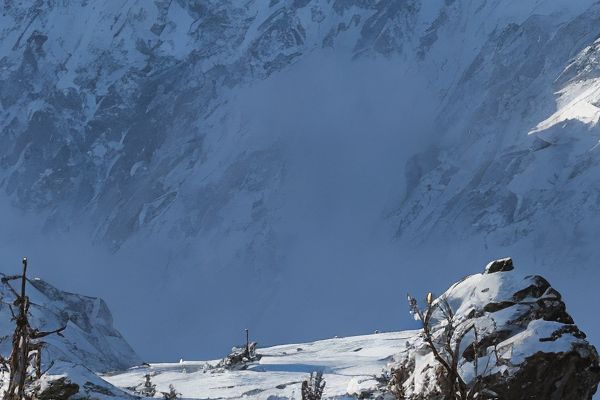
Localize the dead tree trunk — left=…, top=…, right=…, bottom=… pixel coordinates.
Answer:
left=5, top=258, right=32, bottom=400
left=407, top=293, right=485, bottom=400
left=2, top=257, right=65, bottom=400
left=301, top=371, right=326, bottom=400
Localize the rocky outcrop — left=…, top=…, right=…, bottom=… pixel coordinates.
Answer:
left=391, top=258, right=600, bottom=400
left=37, top=377, right=80, bottom=400
left=0, top=273, right=141, bottom=372
left=35, top=362, right=138, bottom=400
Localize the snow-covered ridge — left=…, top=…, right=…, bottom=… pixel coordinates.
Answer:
left=99, top=258, right=599, bottom=399
left=104, top=331, right=413, bottom=399
left=0, top=258, right=594, bottom=399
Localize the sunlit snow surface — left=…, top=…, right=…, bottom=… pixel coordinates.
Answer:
left=104, top=331, right=415, bottom=399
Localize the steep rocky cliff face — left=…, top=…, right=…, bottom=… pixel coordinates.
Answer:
left=1, top=0, right=599, bottom=248
left=4, top=1, right=600, bottom=257
left=3, top=0, right=600, bottom=359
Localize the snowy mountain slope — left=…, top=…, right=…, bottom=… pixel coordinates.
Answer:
left=2, top=0, right=600, bottom=361
left=102, top=259, right=599, bottom=399
left=104, top=331, right=413, bottom=399
left=0, top=270, right=141, bottom=372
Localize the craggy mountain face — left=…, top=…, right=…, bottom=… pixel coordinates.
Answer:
left=394, top=4, right=600, bottom=254
left=2, top=0, right=600, bottom=359
left=0, top=0, right=451, bottom=255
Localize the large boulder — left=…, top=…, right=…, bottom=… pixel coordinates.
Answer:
left=392, top=258, right=600, bottom=400
left=35, top=362, right=138, bottom=400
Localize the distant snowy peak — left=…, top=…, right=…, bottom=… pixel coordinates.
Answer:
left=0, top=272, right=141, bottom=372
left=3, top=0, right=599, bottom=248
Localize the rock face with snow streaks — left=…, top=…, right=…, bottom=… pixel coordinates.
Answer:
left=3, top=1, right=600, bottom=261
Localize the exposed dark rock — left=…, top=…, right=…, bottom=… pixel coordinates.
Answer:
left=483, top=301, right=515, bottom=313
left=83, top=381, right=117, bottom=396
left=463, top=330, right=513, bottom=362
left=486, top=348, right=600, bottom=400
left=484, top=257, right=514, bottom=274
left=38, top=378, right=79, bottom=400
left=512, top=275, right=550, bottom=301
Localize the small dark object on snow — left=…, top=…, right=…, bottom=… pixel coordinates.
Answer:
left=220, top=329, right=261, bottom=370
left=484, top=257, right=514, bottom=274
left=137, top=374, right=156, bottom=397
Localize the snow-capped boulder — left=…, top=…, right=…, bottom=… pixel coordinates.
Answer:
left=35, top=362, right=136, bottom=400
left=394, top=258, right=600, bottom=400
left=0, top=273, right=142, bottom=373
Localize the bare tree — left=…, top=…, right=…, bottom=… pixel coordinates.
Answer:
left=1, top=257, right=66, bottom=400
left=301, top=371, right=326, bottom=400
left=407, top=293, right=490, bottom=400
left=387, top=366, right=408, bottom=399
left=161, top=384, right=180, bottom=399
left=137, top=374, right=156, bottom=397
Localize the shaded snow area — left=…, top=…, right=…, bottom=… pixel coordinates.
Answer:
left=104, top=331, right=413, bottom=399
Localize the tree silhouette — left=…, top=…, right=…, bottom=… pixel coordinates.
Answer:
left=301, top=371, right=326, bottom=400
left=1, top=258, right=66, bottom=400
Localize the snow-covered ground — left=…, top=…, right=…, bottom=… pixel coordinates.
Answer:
left=102, top=261, right=600, bottom=399
left=104, top=331, right=415, bottom=399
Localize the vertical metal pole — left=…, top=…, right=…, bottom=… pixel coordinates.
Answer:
left=245, top=328, right=249, bottom=355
